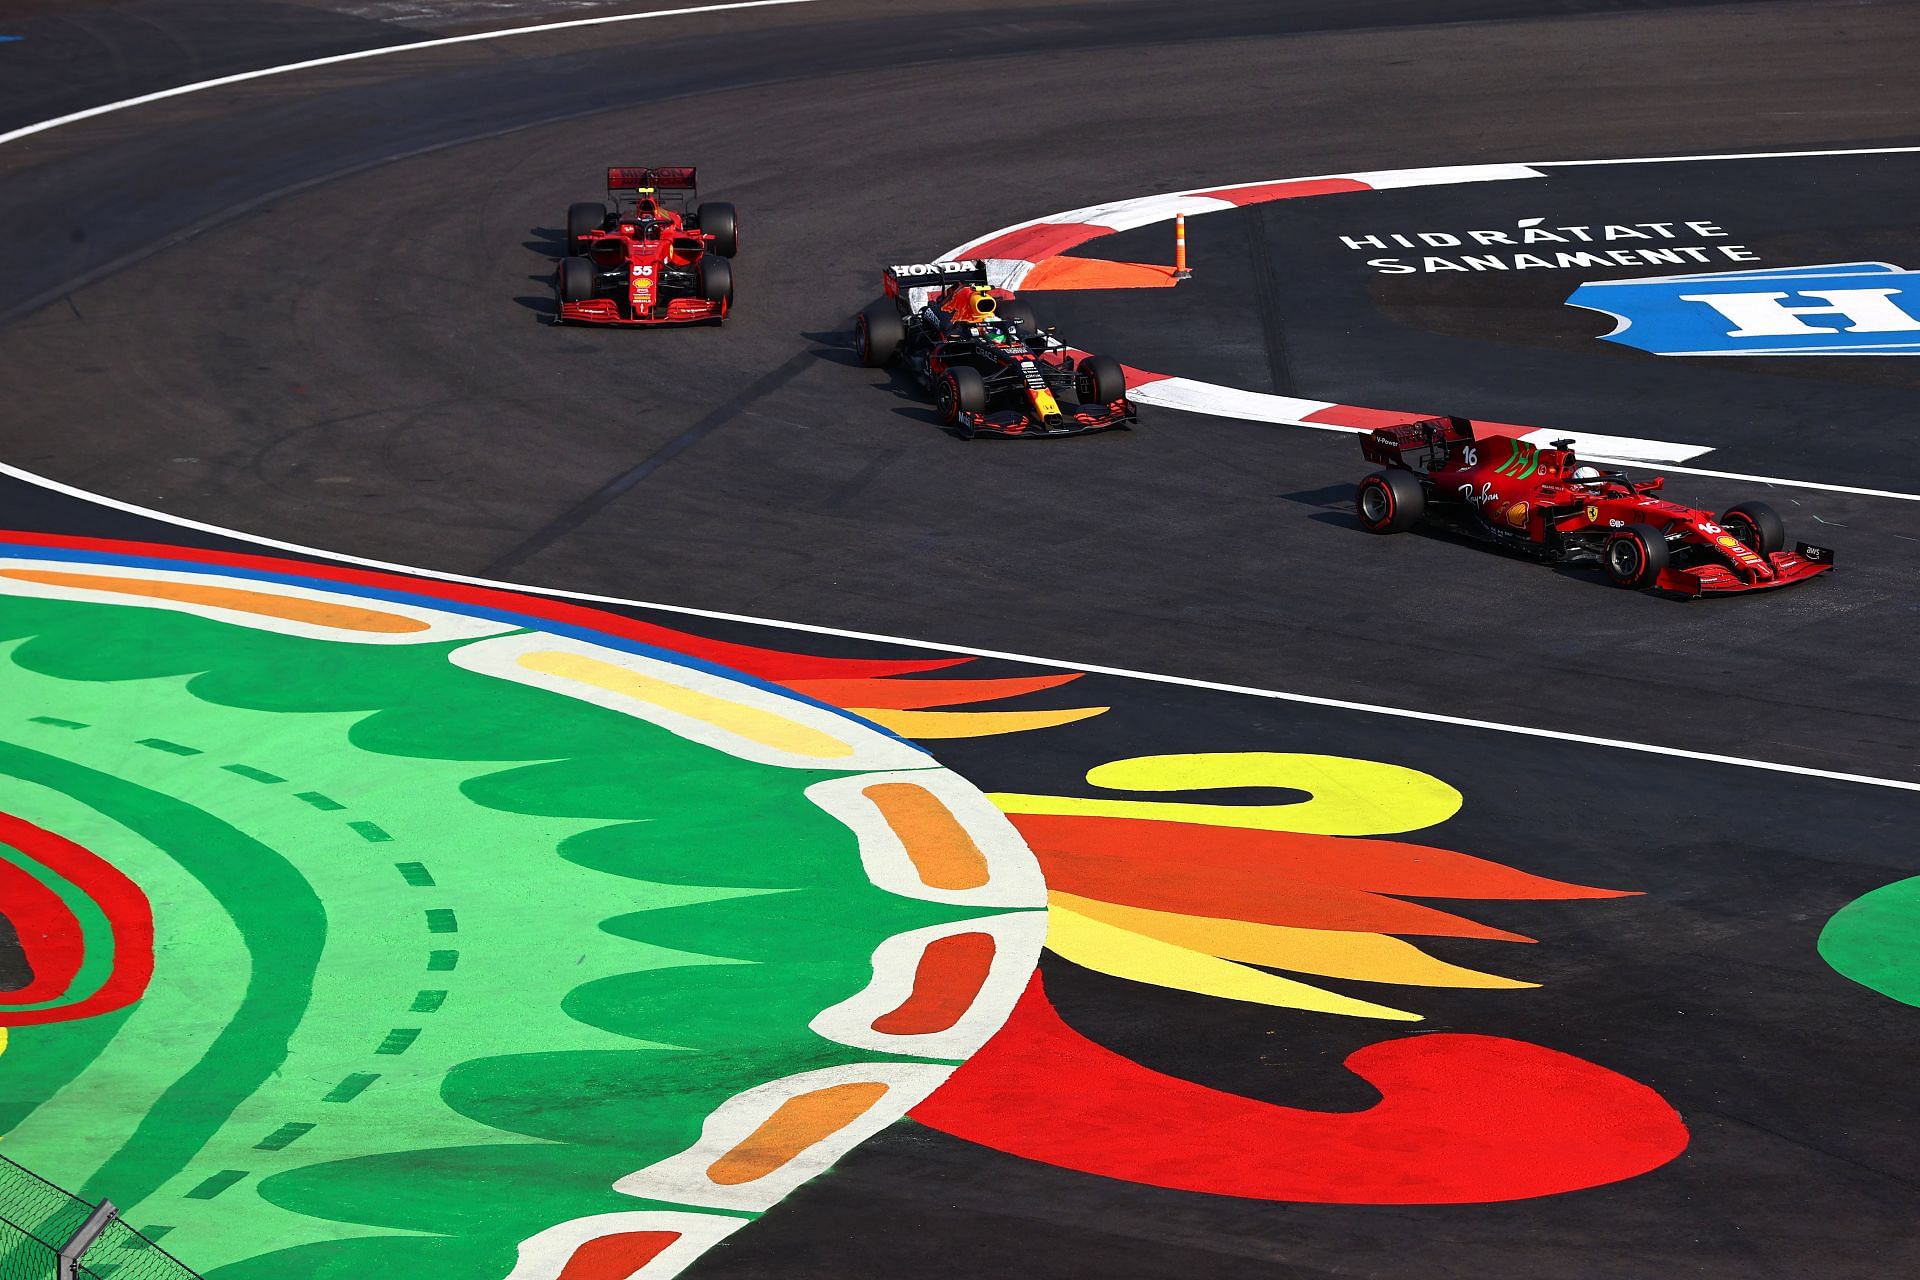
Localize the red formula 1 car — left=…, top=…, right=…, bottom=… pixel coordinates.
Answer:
left=853, top=260, right=1134, bottom=438
left=1355, top=416, right=1834, bottom=596
left=554, top=166, right=737, bottom=325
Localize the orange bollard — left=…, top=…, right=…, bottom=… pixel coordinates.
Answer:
left=1173, top=212, right=1191, bottom=279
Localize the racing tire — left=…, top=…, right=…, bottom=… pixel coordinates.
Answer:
left=567, top=202, right=608, bottom=255
left=558, top=256, right=594, bottom=303
left=1721, top=501, right=1784, bottom=555
left=1076, top=354, right=1127, bottom=406
left=692, top=202, right=738, bottom=257
left=1356, top=469, right=1424, bottom=534
left=1002, top=299, right=1039, bottom=335
left=697, top=256, right=733, bottom=307
left=936, top=366, right=987, bottom=429
left=855, top=303, right=903, bottom=367
left=1603, top=523, right=1670, bottom=589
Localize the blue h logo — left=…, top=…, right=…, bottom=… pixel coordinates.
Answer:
left=1566, top=262, right=1920, bottom=356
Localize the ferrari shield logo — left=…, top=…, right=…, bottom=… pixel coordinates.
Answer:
left=1586, top=504, right=1600, bottom=523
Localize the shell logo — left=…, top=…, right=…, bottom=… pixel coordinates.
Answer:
left=1716, top=535, right=1740, bottom=548
left=1504, top=501, right=1530, bottom=528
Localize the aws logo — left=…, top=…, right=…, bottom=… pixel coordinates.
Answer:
left=1566, top=262, right=1920, bottom=356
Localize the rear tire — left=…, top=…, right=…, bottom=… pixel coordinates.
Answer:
left=558, top=257, right=594, bottom=302
left=855, top=304, right=903, bottom=367
left=936, top=366, right=987, bottom=428
left=567, top=202, right=607, bottom=255
left=1356, top=469, right=1424, bottom=534
left=1721, top=501, right=1784, bottom=554
left=1604, top=523, right=1670, bottom=588
left=1002, top=299, right=1039, bottom=335
left=697, top=256, right=733, bottom=309
left=1076, top=354, right=1127, bottom=405
left=693, top=202, right=738, bottom=257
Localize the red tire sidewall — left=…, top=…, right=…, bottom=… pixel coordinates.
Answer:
left=1360, top=477, right=1393, bottom=531
left=1610, top=531, right=1647, bottom=585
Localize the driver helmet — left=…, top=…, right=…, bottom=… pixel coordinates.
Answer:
left=1571, top=465, right=1603, bottom=486
left=946, top=285, right=998, bottom=324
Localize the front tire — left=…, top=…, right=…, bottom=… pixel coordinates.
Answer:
left=566, top=202, right=607, bottom=255
left=693, top=201, right=738, bottom=257
left=1721, top=501, right=1784, bottom=555
left=1356, top=469, right=1424, bottom=534
left=936, top=366, right=987, bottom=428
left=1076, top=354, right=1127, bottom=405
left=855, top=303, right=903, bottom=367
left=558, top=256, right=594, bottom=302
left=1604, top=523, right=1670, bottom=589
left=697, top=256, right=733, bottom=311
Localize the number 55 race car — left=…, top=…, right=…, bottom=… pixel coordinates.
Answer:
left=853, top=260, right=1135, bottom=438
left=1355, top=416, right=1835, bottom=596
left=554, top=165, right=737, bottom=326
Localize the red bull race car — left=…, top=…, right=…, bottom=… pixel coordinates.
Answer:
left=853, top=260, right=1135, bottom=438
left=554, top=166, right=737, bottom=325
left=1355, top=416, right=1834, bottom=596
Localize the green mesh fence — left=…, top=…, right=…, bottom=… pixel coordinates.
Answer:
left=0, top=1159, right=199, bottom=1280
left=1, top=1214, right=61, bottom=1280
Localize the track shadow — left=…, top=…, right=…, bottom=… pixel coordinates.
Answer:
left=516, top=272, right=557, bottom=318
left=1308, top=509, right=1367, bottom=532
left=518, top=230, right=565, bottom=320
left=1282, top=483, right=1356, bottom=509
left=801, top=327, right=963, bottom=437
left=800, top=327, right=864, bottom=370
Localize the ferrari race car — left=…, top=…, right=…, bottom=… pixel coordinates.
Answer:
left=554, top=166, right=737, bottom=325
left=1355, top=416, right=1834, bottom=596
left=853, top=260, right=1135, bottom=438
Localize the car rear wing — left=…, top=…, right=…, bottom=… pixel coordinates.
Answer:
left=1360, top=415, right=1474, bottom=467
left=606, top=166, right=698, bottom=217
left=883, top=259, right=989, bottom=303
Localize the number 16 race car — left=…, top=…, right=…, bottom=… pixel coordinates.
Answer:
left=853, top=260, right=1135, bottom=438
left=1355, top=416, right=1834, bottom=596
left=554, top=166, right=737, bottom=326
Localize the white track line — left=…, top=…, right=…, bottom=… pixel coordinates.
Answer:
left=0, top=0, right=822, bottom=149
left=1581, top=456, right=1920, bottom=502
left=1530, top=145, right=1920, bottom=167
left=4, top=459, right=1915, bottom=795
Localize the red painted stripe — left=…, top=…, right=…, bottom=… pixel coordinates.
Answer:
left=912, top=973, right=1689, bottom=1204
left=1028, top=842, right=1535, bottom=942
left=965, top=222, right=1111, bottom=262
left=1202, top=177, right=1373, bottom=206
left=1120, top=365, right=1174, bottom=389
left=0, top=852, right=83, bottom=1004
left=0, top=532, right=968, bottom=683
left=1303, top=404, right=1419, bottom=430
left=0, top=811, right=153, bottom=1026
left=1306, top=406, right=1547, bottom=441
left=555, top=1231, right=678, bottom=1280
left=1010, top=813, right=1631, bottom=901
left=785, top=673, right=1080, bottom=711
left=871, top=931, right=997, bottom=1035
left=1467, top=419, right=1535, bottom=440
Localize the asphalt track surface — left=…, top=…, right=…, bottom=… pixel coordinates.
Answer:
left=1, top=1, right=1918, bottom=1276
